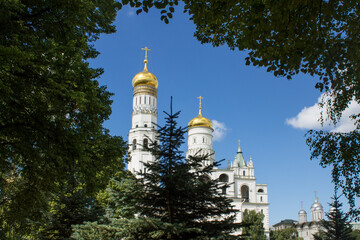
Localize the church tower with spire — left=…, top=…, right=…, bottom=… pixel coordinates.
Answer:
left=186, top=97, right=270, bottom=238
left=310, top=192, right=324, bottom=222
left=128, top=47, right=158, bottom=173
left=298, top=201, right=307, bottom=224
left=186, top=96, right=215, bottom=166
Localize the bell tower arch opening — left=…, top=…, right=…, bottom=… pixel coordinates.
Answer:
left=241, top=185, right=249, bottom=202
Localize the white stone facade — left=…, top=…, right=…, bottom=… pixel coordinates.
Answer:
left=127, top=69, right=158, bottom=173
left=187, top=133, right=270, bottom=238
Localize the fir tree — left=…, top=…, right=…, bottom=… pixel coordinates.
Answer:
left=314, top=193, right=355, bottom=240
left=134, top=99, right=240, bottom=239
left=73, top=99, right=242, bottom=239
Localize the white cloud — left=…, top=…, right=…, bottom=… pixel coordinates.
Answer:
left=212, top=120, right=227, bottom=141
left=285, top=93, right=360, bottom=133
left=331, top=100, right=360, bottom=132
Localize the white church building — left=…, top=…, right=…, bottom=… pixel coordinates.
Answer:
left=127, top=49, right=270, bottom=238
left=296, top=195, right=324, bottom=240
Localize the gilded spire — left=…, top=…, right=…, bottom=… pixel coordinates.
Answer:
left=197, top=96, right=203, bottom=115
left=314, top=190, right=318, bottom=202
left=141, top=46, right=151, bottom=71
left=301, top=201, right=303, bottom=210
left=238, top=140, right=242, bottom=152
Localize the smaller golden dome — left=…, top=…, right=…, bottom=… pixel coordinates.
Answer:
left=132, top=59, right=158, bottom=88
left=189, top=96, right=212, bottom=129
left=188, top=112, right=212, bottom=129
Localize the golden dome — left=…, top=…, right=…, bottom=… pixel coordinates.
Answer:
left=188, top=96, right=212, bottom=129
left=188, top=112, right=212, bottom=129
left=132, top=59, right=158, bottom=88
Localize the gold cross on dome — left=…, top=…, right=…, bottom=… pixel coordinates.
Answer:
left=141, top=46, right=151, bottom=60
left=197, top=96, right=203, bottom=110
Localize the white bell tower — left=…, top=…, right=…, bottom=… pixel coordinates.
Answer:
left=186, top=96, right=215, bottom=165
left=298, top=201, right=307, bottom=224
left=310, top=191, right=324, bottom=222
left=128, top=47, right=158, bottom=174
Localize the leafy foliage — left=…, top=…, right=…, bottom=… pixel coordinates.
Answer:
left=307, top=131, right=360, bottom=217
left=122, top=0, right=360, bottom=100
left=314, top=193, right=355, bottom=240
left=73, top=217, right=205, bottom=240
left=271, top=227, right=299, bottom=240
left=97, top=171, right=142, bottom=219
left=351, top=230, right=360, bottom=240
left=32, top=181, right=104, bottom=240
left=241, top=209, right=265, bottom=240
left=0, top=0, right=126, bottom=236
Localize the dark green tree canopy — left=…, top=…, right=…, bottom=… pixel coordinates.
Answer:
left=122, top=0, right=360, bottom=104
left=0, top=0, right=126, bottom=236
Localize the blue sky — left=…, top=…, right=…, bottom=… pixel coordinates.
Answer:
left=89, top=5, right=356, bottom=225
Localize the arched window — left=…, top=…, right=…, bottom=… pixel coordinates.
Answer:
left=193, top=138, right=196, bottom=143
left=261, top=209, right=263, bottom=214
left=260, top=196, right=263, bottom=202
left=243, top=171, right=246, bottom=176
left=219, top=174, right=229, bottom=195
left=203, top=137, right=205, bottom=143
left=132, top=139, right=137, bottom=150
left=219, top=174, right=229, bottom=182
left=144, top=124, right=148, bottom=127
left=241, top=185, right=249, bottom=202
left=258, top=189, right=264, bottom=193
left=143, top=138, right=148, bottom=150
